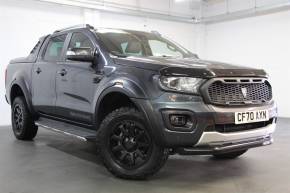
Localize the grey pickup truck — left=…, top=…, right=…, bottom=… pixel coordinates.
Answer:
left=5, top=24, right=277, bottom=179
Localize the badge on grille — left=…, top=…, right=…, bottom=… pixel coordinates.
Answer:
left=241, top=87, right=248, bottom=98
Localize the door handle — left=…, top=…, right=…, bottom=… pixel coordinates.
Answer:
left=93, top=75, right=104, bottom=84
left=57, top=69, right=67, bottom=76
left=36, top=67, right=42, bottom=74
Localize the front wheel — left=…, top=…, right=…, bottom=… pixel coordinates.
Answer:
left=213, top=149, right=248, bottom=159
left=97, top=107, right=169, bottom=180
left=11, top=97, right=38, bottom=140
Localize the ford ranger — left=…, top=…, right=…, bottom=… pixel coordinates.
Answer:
left=5, top=24, right=277, bottom=179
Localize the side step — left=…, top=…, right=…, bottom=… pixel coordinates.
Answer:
left=35, top=117, right=97, bottom=141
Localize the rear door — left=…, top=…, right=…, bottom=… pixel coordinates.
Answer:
left=32, top=34, right=67, bottom=115
left=54, top=31, right=99, bottom=124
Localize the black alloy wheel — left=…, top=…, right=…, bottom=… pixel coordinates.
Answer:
left=13, top=104, right=24, bottom=135
left=109, top=120, right=153, bottom=170
left=97, top=107, right=169, bottom=180
left=11, top=97, right=38, bottom=140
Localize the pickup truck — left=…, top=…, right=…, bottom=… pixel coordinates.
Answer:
left=5, top=24, right=277, bottom=179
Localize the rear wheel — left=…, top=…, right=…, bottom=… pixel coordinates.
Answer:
left=11, top=97, right=38, bottom=140
left=97, top=107, right=169, bottom=180
left=213, top=149, right=248, bottom=159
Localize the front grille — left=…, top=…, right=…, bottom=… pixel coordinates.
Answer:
left=207, top=78, right=272, bottom=105
left=214, top=119, right=273, bottom=133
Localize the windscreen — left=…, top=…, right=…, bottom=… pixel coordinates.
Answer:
left=96, top=29, right=196, bottom=59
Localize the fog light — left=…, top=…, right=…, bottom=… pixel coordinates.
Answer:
left=170, top=115, right=187, bottom=127
left=162, top=110, right=196, bottom=132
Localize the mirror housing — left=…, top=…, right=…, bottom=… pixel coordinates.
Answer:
left=66, top=47, right=96, bottom=62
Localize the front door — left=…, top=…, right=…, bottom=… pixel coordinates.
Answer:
left=54, top=32, right=98, bottom=125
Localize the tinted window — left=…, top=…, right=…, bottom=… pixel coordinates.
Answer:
left=68, top=32, right=94, bottom=51
left=120, top=41, right=143, bottom=56
left=43, top=35, right=66, bottom=61
left=97, top=32, right=144, bottom=57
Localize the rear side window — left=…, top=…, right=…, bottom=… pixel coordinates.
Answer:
left=43, top=35, right=67, bottom=61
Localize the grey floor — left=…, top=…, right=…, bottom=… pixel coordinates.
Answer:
left=0, top=119, right=289, bottom=193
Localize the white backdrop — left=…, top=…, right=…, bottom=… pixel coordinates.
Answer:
left=1, top=0, right=289, bottom=126
left=0, top=0, right=203, bottom=125
left=203, top=10, right=290, bottom=118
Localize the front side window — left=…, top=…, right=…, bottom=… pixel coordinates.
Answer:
left=43, top=35, right=66, bottom=61
left=68, top=32, right=94, bottom=51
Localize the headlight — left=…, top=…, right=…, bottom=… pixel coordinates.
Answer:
left=159, top=76, right=205, bottom=94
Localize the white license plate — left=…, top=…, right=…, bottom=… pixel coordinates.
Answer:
left=235, top=110, right=269, bottom=124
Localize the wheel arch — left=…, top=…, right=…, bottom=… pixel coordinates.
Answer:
left=94, top=85, right=148, bottom=129
left=9, top=80, right=34, bottom=114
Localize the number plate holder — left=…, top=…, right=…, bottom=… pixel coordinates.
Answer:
left=235, top=110, right=269, bottom=125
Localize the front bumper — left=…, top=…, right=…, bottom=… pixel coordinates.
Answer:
left=196, top=120, right=276, bottom=146
left=133, top=93, right=277, bottom=149
left=176, top=134, right=273, bottom=155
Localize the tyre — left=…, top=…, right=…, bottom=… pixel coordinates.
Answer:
left=11, top=96, right=38, bottom=140
left=213, top=149, right=248, bottom=159
left=97, top=107, right=169, bottom=180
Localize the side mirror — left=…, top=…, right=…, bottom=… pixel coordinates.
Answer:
left=66, top=47, right=96, bottom=62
